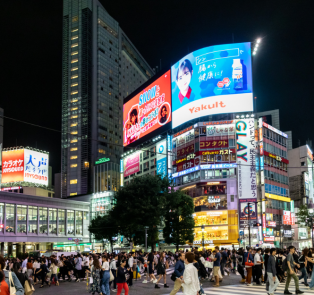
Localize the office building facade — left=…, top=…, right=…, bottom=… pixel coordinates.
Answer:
left=61, top=0, right=154, bottom=197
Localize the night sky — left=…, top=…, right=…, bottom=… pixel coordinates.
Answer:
left=0, top=1, right=313, bottom=181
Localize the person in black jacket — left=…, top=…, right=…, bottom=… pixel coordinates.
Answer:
left=264, top=248, right=270, bottom=284
left=116, top=259, right=129, bottom=295
left=36, top=259, right=49, bottom=288
left=154, top=252, right=169, bottom=289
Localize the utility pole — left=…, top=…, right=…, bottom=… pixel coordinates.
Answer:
left=248, top=202, right=251, bottom=247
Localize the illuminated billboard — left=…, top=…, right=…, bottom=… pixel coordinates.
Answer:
left=2, top=148, right=49, bottom=186
left=123, top=70, right=171, bottom=147
left=171, top=42, right=253, bottom=128
left=123, top=152, right=140, bottom=177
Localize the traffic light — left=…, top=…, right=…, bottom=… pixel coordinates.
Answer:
left=253, top=223, right=261, bottom=227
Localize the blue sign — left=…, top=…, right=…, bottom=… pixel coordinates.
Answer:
left=239, top=231, right=244, bottom=235
left=171, top=42, right=253, bottom=128
left=171, top=165, right=200, bottom=178
left=265, top=183, right=286, bottom=197
left=157, top=158, right=167, bottom=178
left=120, top=159, right=123, bottom=173
left=200, top=163, right=237, bottom=170
left=167, top=135, right=172, bottom=151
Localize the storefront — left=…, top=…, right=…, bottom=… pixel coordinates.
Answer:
left=194, top=195, right=227, bottom=210
left=193, top=210, right=239, bottom=249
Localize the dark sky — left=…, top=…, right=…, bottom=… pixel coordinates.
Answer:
left=0, top=0, right=313, bottom=181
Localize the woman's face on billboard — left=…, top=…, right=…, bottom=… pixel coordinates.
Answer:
left=176, top=67, right=192, bottom=93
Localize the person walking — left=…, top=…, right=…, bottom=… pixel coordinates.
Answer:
left=244, top=247, right=254, bottom=286
left=284, top=246, right=303, bottom=294
left=101, top=255, right=110, bottom=295
left=254, top=248, right=263, bottom=285
left=85, top=256, right=103, bottom=295
left=48, top=258, right=59, bottom=286
left=298, top=249, right=309, bottom=287
left=212, top=247, right=221, bottom=287
left=116, top=259, right=129, bottom=295
left=74, top=254, right=82, bottom=282
left=110, top=254, right=118, bottom=292
left=237, top=248, right=245, bottom=283
left=220, top=248, right=227, bottom=276
left=169, top=253, right=185, bottom=295
left=267, top=248, right=280, bottom=295
left=37, top=259, right=49, bottom=288
left=177, top=252, right=200, bottom=295
left=154, top=252, right=169, bottom=289
left=147, top=252, right=157, bottom=284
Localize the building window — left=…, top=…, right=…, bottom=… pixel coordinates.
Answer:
left=71, top=139, right=78, bottom=143
left=71, top=91, right=78, bottom=95
left=70, top=147, right=78, bottom=151
left=71, top=164, right=77, bottom=168
left=71, top=75, right=78, bottom=79
left=67, top=210, right=74, bottom=235
left=70, top=156, right=77, bottom=160
left=39, top=207, right=48, bottom=234
left=71, top=115, right=78, bottom=119
left=58, top=209, right=65, bottom=235
left=71, top=131, right=78, bottom=135
left=70, top=179, right=77, bottom=184
left=16, top=205, right=26, bottom=231
left=71, top=107, right=78, bottom=111
left=71, top=123, right=78, bottom=127
left=6, top=204, right=15, bottom=233
left=49, top=208, right=57, bottom=234
left=71, top=59, right=78, bottom=64
left=72, top=16, right=78, bottom=22
left=71, top=36, right=78, bottom=40
left=71, top=28, right=78, bottom=32
left=0, top=203, right=4, bottom=233
left=76, top=211, right=83, bottom=235
left=28, top=206, right=37, bottom=234
left=71, top=67, right=78, bottom=71
left=84, top=162, right=89, bottom=169
left=70, top=193, right=77, bottom=196
left=71, top=43, right=78, bottom=48
left=71, top=83, right=78, bottom=87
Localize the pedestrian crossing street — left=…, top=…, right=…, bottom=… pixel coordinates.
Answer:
left=164, top=281, right=314, bottom=295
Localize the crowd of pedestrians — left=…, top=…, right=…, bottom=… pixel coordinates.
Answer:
left=1, top=245, right=314, bottom=295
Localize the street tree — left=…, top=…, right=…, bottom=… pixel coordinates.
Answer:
left=296, top=204, right=312, bottom=227
left=163, top=189, right=195, bottom=251
left=88, top=214, right=118, bottom=252
left=111, top=174, right=171, bottom=251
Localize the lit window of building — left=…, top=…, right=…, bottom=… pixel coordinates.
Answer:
left=71, top=123, right=78, bottom=127
left=71, top=83, right=78, bottom=87
left=71, top=43, right=78, bottom=48
left=71, top=107, right=78, bottom=111
left=71, top=115, right=78, bottom=119
left=70, top=147, right=78, bottom=151
left=71, top=75, right=78, bottom=79
left=70, top=139, right=78, bottom=143
left=70, top=179, right=77, bottom=184
left=71, top=164, right=77, bottom=168
left=71, top=131, right=78, bottom=135
left=71, top=67, right=78, bottom=71
left=71, top=51, right=78, bottom=56
left=70, top=156, right=77, bottom=159
left=71, top=36, right=78, bottom=40
left=71, top=59, right=78, bottom=64
left=71, top=91, right=78, bottom=95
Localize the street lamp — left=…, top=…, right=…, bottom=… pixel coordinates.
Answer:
left=201, top=225, right=205, bottom=249
left=253, top=38, right=262, bottom=56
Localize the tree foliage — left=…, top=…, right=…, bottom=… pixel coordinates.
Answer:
left=163, top=190, right=195, bottom=251
left=88, top=214, right=118, bottom=252
left=296, top=204, right=312, bottom=228
left=110, top=174, right=171, bottom=250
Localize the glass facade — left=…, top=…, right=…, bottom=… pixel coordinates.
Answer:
left=17, top=205, right=27, bottom=233
left=49, top=208, right=57, bottom=234
left=39, top=207, right=48, bottom=234
left=59, top=209, right=65, bottom=235
left=193, top=211, right=228, bottom=226
left=194, top=226, right=229, bottom=241
left=0, top=203, right=4, bottom=233
left=75, top=211, right=83, bottom=235
left=6, top=204, right=15, bottom=232
left=28, top=206, right=37, bottom=234
left=67, top=210, right=74, bottom=235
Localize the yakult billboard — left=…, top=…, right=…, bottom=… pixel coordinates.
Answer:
left=171, top=42, right=253, bottom=128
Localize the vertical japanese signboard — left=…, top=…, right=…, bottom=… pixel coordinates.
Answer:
left=157, top=140, right=167, bottom=178
left=236, top=119, right=257, bottom=200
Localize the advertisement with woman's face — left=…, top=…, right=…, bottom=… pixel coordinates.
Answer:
left=171, top=42, right=253, bottom=128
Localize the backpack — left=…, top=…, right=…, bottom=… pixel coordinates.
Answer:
left=281, top=258, right=288, bottom=272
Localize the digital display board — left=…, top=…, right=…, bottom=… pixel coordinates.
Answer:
left=123, top=70, right=171, bottom=147
left=2, top=148, right=49, bottom=186
left=171, top=42, right=253, bottom=128
left=123, top=152, right=140, bottom=177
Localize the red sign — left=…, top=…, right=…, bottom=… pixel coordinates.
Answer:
left=173, top=126, right=193, bottom=138
left=263, top=151, right=289, bottom=164
left=1, top=150, right=25, bottom=183
left=123, top=70, right=171, bottom=146
left=200, top=139, right=228, bottom=149
left=176, top=144, right=195, bottom=157
left=123, top=153, right=140, bottom=177
left=177, top=160, right=194, bottom=172
left=267, top=221, right=276, bottom=227
left=196, top=149, right=235, bottom=157
left=264, top=236, right=275, bottom=242
left=283, top=211, right=292, bottom=225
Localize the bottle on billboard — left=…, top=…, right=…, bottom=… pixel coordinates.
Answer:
left=232, top=59, right=243, bottom=89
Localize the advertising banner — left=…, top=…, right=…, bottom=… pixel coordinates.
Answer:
left=200, top=138, right=229, bottom=149
left=24, top=149, right=49, bottom=186
left=123, top=70, right=171, bottom=146
left=2, top=149, right=49, bottom=185
left=239, top=199, right=257, bottom=226
left=171, top=42, right=253, bottom=128
left=175, top=129, right=194, bottom=148
left=1, top=149, right=24, bottom=183
left=283, top=210, right=292, bottom=225
left=236, top=119, right=257, bottom=199
left=176, top=144, right=195, bottom=157
left=206, top=124, right=235, bottom=136
left=124, top=152, right=140, bottom=177
left=156, top=140, right=167, bottom=178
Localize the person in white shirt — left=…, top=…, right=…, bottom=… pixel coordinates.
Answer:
left=110, top=254, right=118, bottom=291
left=128, top=252, right=135, bottom=286
left=178, top=252, right=200, bottom=295
left=254, top=248, right=263, bottom=285
left=101, top=255, right=110, bottom=295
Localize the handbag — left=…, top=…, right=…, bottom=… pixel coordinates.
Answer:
left=8, top=271, right=17, bottom=295
left=24, top=280, right=35, bottom=295
left=109, top=270, right=114, bottom=282
left=245, top=254, right=254, bottom=268
left=204, top=261, right=213, bottom=268
left=171, top=272, right=177, bottom=282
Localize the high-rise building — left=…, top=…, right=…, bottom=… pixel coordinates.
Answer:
left=61, top=0, right=154, bottom=197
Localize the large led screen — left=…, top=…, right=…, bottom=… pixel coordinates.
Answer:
left=171, top=42, right=253, bottom=128
left=2, top=149, right=49, bottom=186
left=123, top=70, right=171, bottom=147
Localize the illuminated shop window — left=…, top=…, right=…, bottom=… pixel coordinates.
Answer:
left=193, top=211, right=228, bottom=226
left=194, top=225, right=228, bottom=241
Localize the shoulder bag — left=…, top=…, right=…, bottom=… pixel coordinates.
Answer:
left=245, top=254, right=254, bottom=268
left=24, top=279, right=35, bottom=295
left=8, top=271, right=17, bottom=295
left=109, top=269, right=114, bottom=282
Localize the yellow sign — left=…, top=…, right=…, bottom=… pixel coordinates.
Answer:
left=265, top=193, right=291, bottom=202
